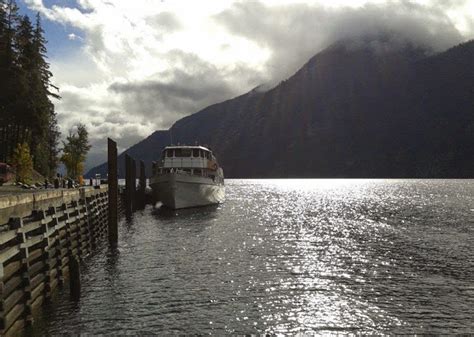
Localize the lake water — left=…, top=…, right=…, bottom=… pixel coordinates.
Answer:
left=30, top=179, right=473, bottom=334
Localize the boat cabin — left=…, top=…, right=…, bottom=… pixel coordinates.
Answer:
left=162, top=146, right=213, bottom=161
left=152, top=146, right=220, bottom=177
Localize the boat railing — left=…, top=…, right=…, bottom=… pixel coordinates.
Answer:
left=159, top=167, right=218, bottom=178
left=161, top=157, right=217, bottom=170
left=162, top=158, right=191, bottom=168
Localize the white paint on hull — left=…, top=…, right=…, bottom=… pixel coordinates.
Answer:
left=150, top=173, right=225, bottom=209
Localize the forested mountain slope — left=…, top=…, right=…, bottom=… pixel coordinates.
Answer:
left=87, top=37, right=474, bottom=178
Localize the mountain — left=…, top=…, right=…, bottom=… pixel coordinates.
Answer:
left=87, top=37, right=474, bottom=178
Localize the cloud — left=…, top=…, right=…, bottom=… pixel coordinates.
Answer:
left=67, top=33, right=80, bottom=40
left=146, top=11, right=182, bottom=34
left=214, top=1, right=470, bottom=85
left=23, top=0, right=474, bottom=170
left=108, top=49, right=264, bottom=127
left=53, top=83, right=156, bottom=168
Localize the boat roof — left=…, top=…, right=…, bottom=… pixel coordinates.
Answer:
left=163, top=145, right=211, bottom=152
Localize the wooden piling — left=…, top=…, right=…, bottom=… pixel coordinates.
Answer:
left=139, top=160, right=146, bottom=209
left=69, top=257, right=81, bottom=300
left=130, top=158, right=136, bottom=212
left=107, top=138, right=118, bottom=246
left=124, top=154, right=132, bottom=218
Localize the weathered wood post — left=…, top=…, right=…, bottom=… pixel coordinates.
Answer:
left=131, top=158, right=136, bottom=212
left=139, top=160, right=146, bottom=209
left=124, top=154, right=132, bottom=218
left=69, top=256, right=81, bottom=300
left=107, top=138, right=118, bottom=246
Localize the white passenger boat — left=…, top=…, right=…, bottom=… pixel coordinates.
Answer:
left=149, top=145, right=225, bottom=209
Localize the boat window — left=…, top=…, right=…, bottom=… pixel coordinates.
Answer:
left=183, top=149, right=192, bottom=157
left=192, top=149, right=199, bottom=157
left=175, top=148, right=192, bottom=157
left=166, top=149, right=173, bottom=157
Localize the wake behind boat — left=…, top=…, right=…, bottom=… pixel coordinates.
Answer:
left=150, top=145, right=225, bottom=209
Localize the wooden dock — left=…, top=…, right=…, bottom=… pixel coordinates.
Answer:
left=0, top=187, right=113, bottom=336
left=0, top=138, right=151, bottom=335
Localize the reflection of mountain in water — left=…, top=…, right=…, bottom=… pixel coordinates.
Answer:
left=87, top=37, right=474, bottom=178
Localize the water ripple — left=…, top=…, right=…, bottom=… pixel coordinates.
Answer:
left=30, top=179, right=474, bottom=334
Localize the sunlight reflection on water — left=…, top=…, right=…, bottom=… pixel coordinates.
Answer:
left=31, top=179, right=474, bottom=335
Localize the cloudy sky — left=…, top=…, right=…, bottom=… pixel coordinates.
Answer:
left=19, top=0, right=474, bottom=170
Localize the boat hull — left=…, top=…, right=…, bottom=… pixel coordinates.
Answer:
left=150, top=173, right=225, bottom=209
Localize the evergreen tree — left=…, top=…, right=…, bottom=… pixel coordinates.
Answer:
left=16, top=13, right=51, bottom=176
left=34, top=13, right=59, bottom=99
left=0, top=3, right=7, bottom=158
left=0, top=2, right=60, bottom=178
left=0, top=0, right=24, bottom=162
left=34, top=13, right=60, bottom=176
left=15, top=15, right=35, bottom=143
left=18, top=13, right=48, bottom=174
left=48, top=113, right=60, bottom=175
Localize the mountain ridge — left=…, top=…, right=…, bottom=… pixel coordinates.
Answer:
left=87, top=37, right=474, bottom=178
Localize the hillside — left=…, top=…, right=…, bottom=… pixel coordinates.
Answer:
left=87, top=37, right=474, bottom=178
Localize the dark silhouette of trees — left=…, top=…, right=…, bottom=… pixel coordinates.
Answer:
left=0, top=0, right=60, bottom=177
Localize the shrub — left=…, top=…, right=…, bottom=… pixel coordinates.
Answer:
left=11, top=142, right=34, bottom=183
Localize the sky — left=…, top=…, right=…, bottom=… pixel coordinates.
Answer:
left=18, top=0, right=474, bottom=170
